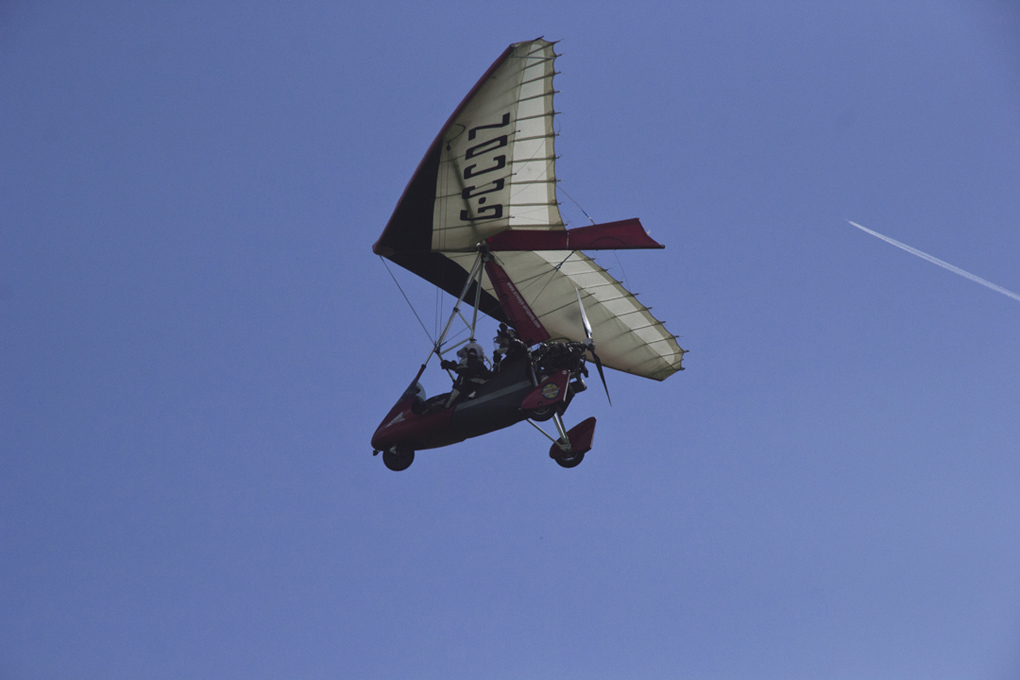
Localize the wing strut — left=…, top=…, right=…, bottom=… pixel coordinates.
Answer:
left=426, top=245, right=554, bottom=366
left=428, top=251, right=484, bottom=363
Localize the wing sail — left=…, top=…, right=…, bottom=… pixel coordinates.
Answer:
left=374, top=38, right=686, bottom=380
left=374, top=39, right=561, bottom=260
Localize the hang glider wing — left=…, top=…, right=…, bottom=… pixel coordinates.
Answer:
left=374, top=38, right=685, bottom=380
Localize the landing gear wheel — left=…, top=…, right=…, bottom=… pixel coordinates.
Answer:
left=526, top=405, right=555, bottom=421
left=553, top=450, right=585, bottom=468
left=383, top=448, right=415, bottom=471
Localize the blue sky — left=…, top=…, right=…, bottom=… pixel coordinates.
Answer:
left=2, top=2, right=1019, bottom=678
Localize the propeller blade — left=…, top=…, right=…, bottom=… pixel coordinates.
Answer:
left=575, top=288, right=592, bottom=341
left=591, top=350, right=611, bottom=406
left=576, top=288, right=610, bottom=405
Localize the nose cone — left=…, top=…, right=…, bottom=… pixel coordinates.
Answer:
left=371, top=400, right=410, bottom=449
left=371, top=414, right=400, bottom=450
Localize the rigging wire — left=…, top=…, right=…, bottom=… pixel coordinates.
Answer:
left=612, top=250, right=632, bottom=292
left=560, top=183, right=632, bottom=291
left=435, top=265, right=441, bottom=339
left=530, top=250, right=576, bottom=307
left=379, top=256, right=435, bottom=345
left=557, top=184, right=597, bottom=226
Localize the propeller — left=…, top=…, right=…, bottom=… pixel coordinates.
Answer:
left=575, top=288, right=611, bottom=406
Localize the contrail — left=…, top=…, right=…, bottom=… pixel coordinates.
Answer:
left=848, top=220, right=1020, bottom=303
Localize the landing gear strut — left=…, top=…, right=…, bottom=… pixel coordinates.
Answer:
left=548, top=414, right=596, bottom=469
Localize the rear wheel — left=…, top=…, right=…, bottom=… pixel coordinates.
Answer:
left=383, top=448, right=415, bottom=471
left=526, top=405, right=555, bottom=421
left=553, top=450, right=584, bottom=468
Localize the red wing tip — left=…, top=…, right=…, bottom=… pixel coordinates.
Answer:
left=372, top=240, right=395, bottom=257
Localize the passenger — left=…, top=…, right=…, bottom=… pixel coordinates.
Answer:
left=441, top=341, right=492, bottom=407
left=493, top=334, right=509, bottom=368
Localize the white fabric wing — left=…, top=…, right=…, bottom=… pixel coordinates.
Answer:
left=433, top=40, right=563, bottom=252
left=448, top=250, right=685, bottom=380
left=378, top=38, right=685, bottom=381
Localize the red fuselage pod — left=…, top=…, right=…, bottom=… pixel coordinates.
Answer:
left=371, top=355, right=578, bottom=453
left=370, top=391, right=460, bottom=452
left=521, top=370, right=570, bottom=412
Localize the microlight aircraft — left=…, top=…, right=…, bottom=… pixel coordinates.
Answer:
left=371, top=38, right=685, bottom=471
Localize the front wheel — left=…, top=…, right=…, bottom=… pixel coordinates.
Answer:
left=553, top=450, right=584, bottom=468
left=383, top=448, right=415, bottom=471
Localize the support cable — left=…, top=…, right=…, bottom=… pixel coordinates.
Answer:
left=559, top=183, right=631, bottom=290
left=557, top=184, right=597, bottom=225
left=379, top=256, right=435, bottom=344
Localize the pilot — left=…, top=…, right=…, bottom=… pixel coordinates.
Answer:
left=441, top=341, right=492, bottom=407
